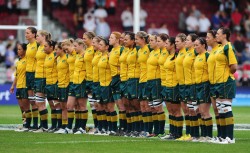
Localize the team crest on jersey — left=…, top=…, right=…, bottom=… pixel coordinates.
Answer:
left=131, top=52, right=134, bottom=55
left=62, top=60, right=66, bottom=63
left=162, top=53, right=166, bottom=56
left=88, top=50, right=91, bottom=53
left=22, top=61, right=26, bottom=64
left=180, top=53, right=183, bottom=56
left=199, top=58, right=203, bottom=61
left=144, top=51, right=147, bottom=54
left=154, top=54, right=158, bottom=56
left=214, top=51, right=217, bottom=54
left=102, top=58, right=106, bottom=61
left=188, top=53, right=192, bottom=56
left=31, top=47, right=35, bottom=50
left=48, top=57, right=52, bottom=60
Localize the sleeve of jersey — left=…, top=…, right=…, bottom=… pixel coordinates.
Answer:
left=228, top=47, right=238, bottom=65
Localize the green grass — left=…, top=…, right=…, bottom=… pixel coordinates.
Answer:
left=0, top=130, right=249, bottom=153
left=0, top=105, right=250, bottom=124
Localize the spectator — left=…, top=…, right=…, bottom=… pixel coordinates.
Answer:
left=191, top=4, right=201, bottom=19
left=95, top=18, right=110, bottom=38
left=0, top=0, right=6, bottom=12
left=239, top=70, right=250, bottom=86
left=234, top=34, right=246, bottom=65
left=157, top=23, right=169, bottom=35
left=51, top=0, right=60, bottom=9
left=140, top=7, right=148, bottom=31
left=19, top=0, right=31, bottom=14
left=147, top=23, right=158, bottom=35
left=60, top=0, right=69, bottom=7
left=186, top=12, right=199, bottom=33
left=5, top=44, right=15, bottom=68
left=58, top=32, right=68, bottom=42
left=178, top=6, right=188, bottom=33
left=105, top=0, right=117, bottom=15
left=220, top=11, right=230, bottom=28
left=225, top=0, right=236, bottom=16
left=211, top=11, right=221, bottom=30
left=231, top=8, right=242, bottom=32
left=198, top=14, right=211, bottom=37
left=84, top=12, right=96, bottom=32
left=245, top=1, right=250, bottom=16
left=0, top=40, right=5, bottom=63
left=242, top=46, right=250, bottom=64
left=95, top=0, right=106, bottom=7
left=244, top=15, right=250, bottom=39
left=121, top=6, right=133, bottom=31
left=94, top=6, right=108, bottom=23
left=7, top=0, right=18, bottom=14
left=73, top=7, right=84, bottom=30
left=219, top=0, right=226, bottom=12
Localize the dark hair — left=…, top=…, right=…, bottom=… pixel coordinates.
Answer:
left=219, top=27, right=231, bottom=41
left=168, top=37, right=176, bottom=46
left=196, top=37, right=208, bottom=50
left=188, top=33, right=198, bottom=42
left=158, top=33, right=169, bottom=42
left=19, top=43, right=27, bottom=51
left=27, top=27, right=37, bottom=38
left=125, top=32, right=135, bottom=41
left=207, top=30, right=217, bottom=38
left=56, top=42, right=63, bottom=49
left=99, top=36, right=112, bottom=51
left=45, top=40, right=57, bottom=50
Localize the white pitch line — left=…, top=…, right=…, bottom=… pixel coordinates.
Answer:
left=34, top=139, right=154, bottom=144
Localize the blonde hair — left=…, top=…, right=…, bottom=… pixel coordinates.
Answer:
left=136, top=31, right=149, bottom=43
left=38, top=30, right=51, bottom=41
left=176, top=33, right=187, bottom=42
left=75, top=38, right=87, bottom=50
left=84, top=32, right=96, bottom=39
left=62, top=38, right=74, bottom=46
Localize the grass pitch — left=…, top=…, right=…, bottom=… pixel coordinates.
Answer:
left=0, top=130, right=249, bottom=153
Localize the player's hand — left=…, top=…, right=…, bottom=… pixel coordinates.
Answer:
left=10, top=86, right=14, bottom=94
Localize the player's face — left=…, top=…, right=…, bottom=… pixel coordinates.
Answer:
left=206, top=33, right=214, bottom=46
left=135, top=35, right=144, bottom=47
left=83, top=34, right=91, bottom=45
left=73, top=42, right=81, bottom=53
left=109, top=34, right=117, bottom=46
left=165, top=39, right=172, bottom=51
left=25, top=29, right=34, bottom=41
left=17, top=45, right=25, bottom=57
left=124, top=35, right=133, bottom=48
left=55, top=46, right=62, bottom=56
left=216, top=29, right=223, bottom=43
left=99, top=40, right=108, bottom=52
left=175, top=37, right=184, bottom=50
left=157, top=37, right=165, bottom=49
left=44, top=42, right=51, bottom=54
left=36, top=33, right=43, bottom=44
left=185, top=36, right=193, bottom=48
left=149, top=36, right=157, bottom=49
left=120, top=33, right=125, bottom=46
left=194, top=40, right=203, bottom=53
left=92, top=38, right=99, bottom=50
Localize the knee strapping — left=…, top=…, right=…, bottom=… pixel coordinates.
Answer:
left=220, top=101, right=232, bottom=113
left=35, top=95, right=45, bottom=103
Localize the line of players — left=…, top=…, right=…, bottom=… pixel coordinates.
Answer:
left=11, top=27, right=237, bottom=144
